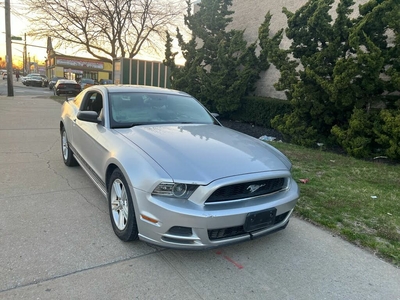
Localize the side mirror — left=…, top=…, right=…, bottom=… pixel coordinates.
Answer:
left=77, top=111, right=101, bottom=123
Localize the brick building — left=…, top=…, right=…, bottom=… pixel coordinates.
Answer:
left=46, top=37, right=112, bottom=83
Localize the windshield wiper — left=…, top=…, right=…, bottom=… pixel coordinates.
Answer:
left=112, top=122, right=148, bottom=128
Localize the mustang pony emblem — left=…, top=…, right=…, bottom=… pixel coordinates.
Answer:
left=247, top=184, right=266, bottom=193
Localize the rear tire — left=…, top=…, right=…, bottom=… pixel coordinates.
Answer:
left=108, top=169, right=139, bottom=241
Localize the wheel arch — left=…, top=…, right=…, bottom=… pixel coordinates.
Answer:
left=105, top=163, right=120, bottom=190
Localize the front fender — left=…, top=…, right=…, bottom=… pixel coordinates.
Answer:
left=104, top=133, right=172, bottom=194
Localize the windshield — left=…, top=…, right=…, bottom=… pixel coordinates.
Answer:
left=82, top=79, right=95, bottom=84
left=109, top=92, right=217, bottom=128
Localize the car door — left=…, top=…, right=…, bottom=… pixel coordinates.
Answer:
left=71, top=91, right=109, bottom=182
left=62, top=94, right=82, bottom=147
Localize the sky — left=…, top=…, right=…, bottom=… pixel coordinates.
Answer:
left=0, top=0, right=151, bottom=65
left=1, top=0, right=188, bottom=67
left=0, top=0, right=48, bottom=65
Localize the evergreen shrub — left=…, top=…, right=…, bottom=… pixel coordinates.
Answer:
left=223, top=96, right=291, bottom=128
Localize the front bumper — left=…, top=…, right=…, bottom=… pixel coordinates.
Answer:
left=27, top=81, right=43, bottom=86
left=132, top=178, right=299, bottom=250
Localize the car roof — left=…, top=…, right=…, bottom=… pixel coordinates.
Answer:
left=91, top=85, right=191, bottom=96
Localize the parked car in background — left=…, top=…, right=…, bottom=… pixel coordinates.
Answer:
left=78, top=78, right=98, bottom=90
left=2, top=73, right=7, bottom=80
left=25, top=75, right=46, bottom=87
left=54, top=79, right=82, bottom=96
left=60, top=85, right=300, bottom=249
left=40, top=75, right=49, bottom=87
left=23, top=73, right=45, bottom=86
left=49, top=76, right=65, bottom=90
left=99, top=79, right=113, bottom=85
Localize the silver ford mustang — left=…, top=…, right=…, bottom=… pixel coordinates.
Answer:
left=60, top=85, right=299, bottom=249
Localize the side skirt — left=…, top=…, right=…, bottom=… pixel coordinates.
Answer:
left=70, top=146, right=107, bottom=198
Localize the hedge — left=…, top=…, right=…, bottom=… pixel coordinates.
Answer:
left=222, top=96, right=291, bottom=128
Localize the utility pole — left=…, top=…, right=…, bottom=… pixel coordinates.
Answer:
left=23, top=34, right=26, bottom=75
left=5, top=0, right=14, bottom=96
left=24, top=33, right=27, bottom=75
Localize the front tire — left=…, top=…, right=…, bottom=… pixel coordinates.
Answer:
left=61, top=126, right=78, bottom=166
left=108, top=169, right=139, bottom=241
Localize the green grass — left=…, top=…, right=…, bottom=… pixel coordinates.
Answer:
left=269, top=141, right=400, bottom=266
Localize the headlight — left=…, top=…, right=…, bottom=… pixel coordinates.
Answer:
left=152, top=182, right=198, bottom=199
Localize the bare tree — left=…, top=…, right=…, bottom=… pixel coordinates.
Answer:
left=22, top=0, right=185, bottom=63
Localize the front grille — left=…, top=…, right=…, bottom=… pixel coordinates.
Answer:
left=208, top=211, right=290, bottom=240
left=209, top=225, right=245, bottom=240
left=206, top=178, right=286, bottom=203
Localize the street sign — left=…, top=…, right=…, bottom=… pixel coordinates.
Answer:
left=11, top=36, right=23, bottom=41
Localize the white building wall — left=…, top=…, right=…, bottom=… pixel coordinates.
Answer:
left=229, top=0, right=369, bottom=99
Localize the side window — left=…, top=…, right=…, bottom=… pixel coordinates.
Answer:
left=80, top=93, right=95, bottom=111
left=80, top=92, right=103, bottom=114
left=91, top=93, right=103, bottom=114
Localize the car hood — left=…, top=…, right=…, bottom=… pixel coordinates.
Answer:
left=117, top=124, right=290, bottom=184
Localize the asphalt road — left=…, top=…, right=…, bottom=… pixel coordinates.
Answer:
left=0, top=79, right=399, bottom=299
left=0, top=76, right=54, bottom=97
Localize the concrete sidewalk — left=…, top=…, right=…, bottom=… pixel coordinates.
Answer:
left=0, top=94, right=399, bottom=300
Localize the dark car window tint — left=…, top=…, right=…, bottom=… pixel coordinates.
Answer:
left=81, top=93, right=95, bottom=111
left=91, top=93, right=103, bottom=114
left=80, top=92, right=103, bottom=113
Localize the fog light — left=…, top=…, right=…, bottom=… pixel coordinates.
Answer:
left=167, top=226, right=193, bottom=236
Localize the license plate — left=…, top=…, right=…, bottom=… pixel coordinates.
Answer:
left=243, top=208, right=277, bottom=232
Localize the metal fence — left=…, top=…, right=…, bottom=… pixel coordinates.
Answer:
left=113, top=58, right=171, bottom=88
